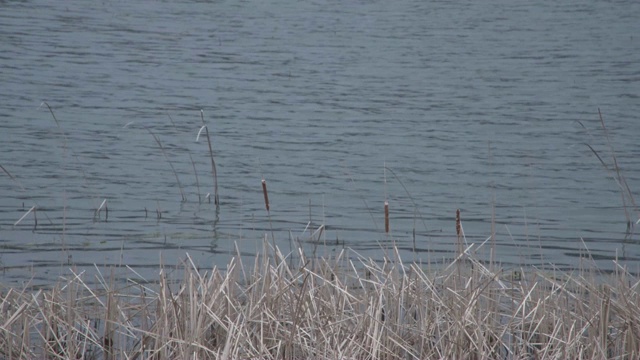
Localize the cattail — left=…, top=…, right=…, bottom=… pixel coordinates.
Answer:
left=262, top=179, right=270, bottom=212
left=384, top=200, right=390, bottom=233
left=456, top=208, right=462, bottom=256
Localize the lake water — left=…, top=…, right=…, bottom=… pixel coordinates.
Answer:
left=1, top=0, right=639, bottom=286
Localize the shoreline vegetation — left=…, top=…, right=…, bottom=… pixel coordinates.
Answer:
left=1, top=241, right=639, bottom=359
left=2, top=107, right=638, bottom=358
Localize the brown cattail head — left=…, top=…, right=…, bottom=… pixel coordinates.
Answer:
left=384, top=200, right=390, bottom=233
left=262, top=179, right=270, bottom=212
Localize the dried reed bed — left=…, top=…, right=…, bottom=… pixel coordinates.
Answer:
left=1, top=244, right=639, bottom=359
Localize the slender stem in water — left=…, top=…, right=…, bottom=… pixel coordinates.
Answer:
left=189, top=153, right=201, bottom=204
left=146, top=127, right=186, bottom=202
left=200, top=110, right=219, bottom=208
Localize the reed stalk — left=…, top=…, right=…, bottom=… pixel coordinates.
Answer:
left=384, top=165, right=430, bottom=237
left=199, top=110, right=219, bottom=208
left=580, top=109, right=639, bottom=234
left=168, top=113, right=203, bottom=204
left=0, top=163, right=26, bottom=192
left=598, top=109, right=639, bottom=230
left=146, top=127, right=186, bottom=202
left=189, top=152, right=202, bottom=204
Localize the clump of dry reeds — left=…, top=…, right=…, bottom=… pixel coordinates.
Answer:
left=1, top=242, right=639, bottom=360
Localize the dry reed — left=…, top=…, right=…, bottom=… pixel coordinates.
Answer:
left=580, top=110, right=639, bottom=234
left=146, top=127, right=187, bottom=202
left=1, top=243, right=639, bottom=359
left=199, top=110, right=219, bottom=207
left=261, top=178, right=277, bottom=247
left=13, top=205, right=37, bottom=229
left=94, top=199, right=108, bottom=222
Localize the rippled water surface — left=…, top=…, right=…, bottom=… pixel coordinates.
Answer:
left=1, top=0, right=639, bottom=286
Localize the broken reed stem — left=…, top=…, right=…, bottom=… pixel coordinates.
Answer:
left=200, top=110, right=219, bottom=208
left=14, top=205, right=37, bottom=229
left=384, top=200, right=390, bottom=233
left=94, top=199, right=108, bottom=222
left=146, top=128, right=186, bottom=202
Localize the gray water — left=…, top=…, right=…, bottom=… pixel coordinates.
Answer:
left=1, top=0, right=639, bottom=286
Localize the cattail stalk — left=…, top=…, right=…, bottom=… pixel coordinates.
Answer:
left=262, top=178, right=276, bottom=249
left=456, top=209, right=461, bottom=250
left=384, top=200, right=390, bottom=233
left=262, top=179, right=270, bottom=211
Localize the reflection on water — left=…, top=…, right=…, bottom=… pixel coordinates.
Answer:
left=1, top=0, right=639, bottom=286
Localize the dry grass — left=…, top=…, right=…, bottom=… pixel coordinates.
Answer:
left=1, top=242, right=639, bottom=360
left=3, top=105, right=634, bottom=358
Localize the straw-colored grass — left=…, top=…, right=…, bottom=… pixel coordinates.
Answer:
left=1, top=242, right=639, bottom=359
left=3, top=106, right=633, bottom=358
